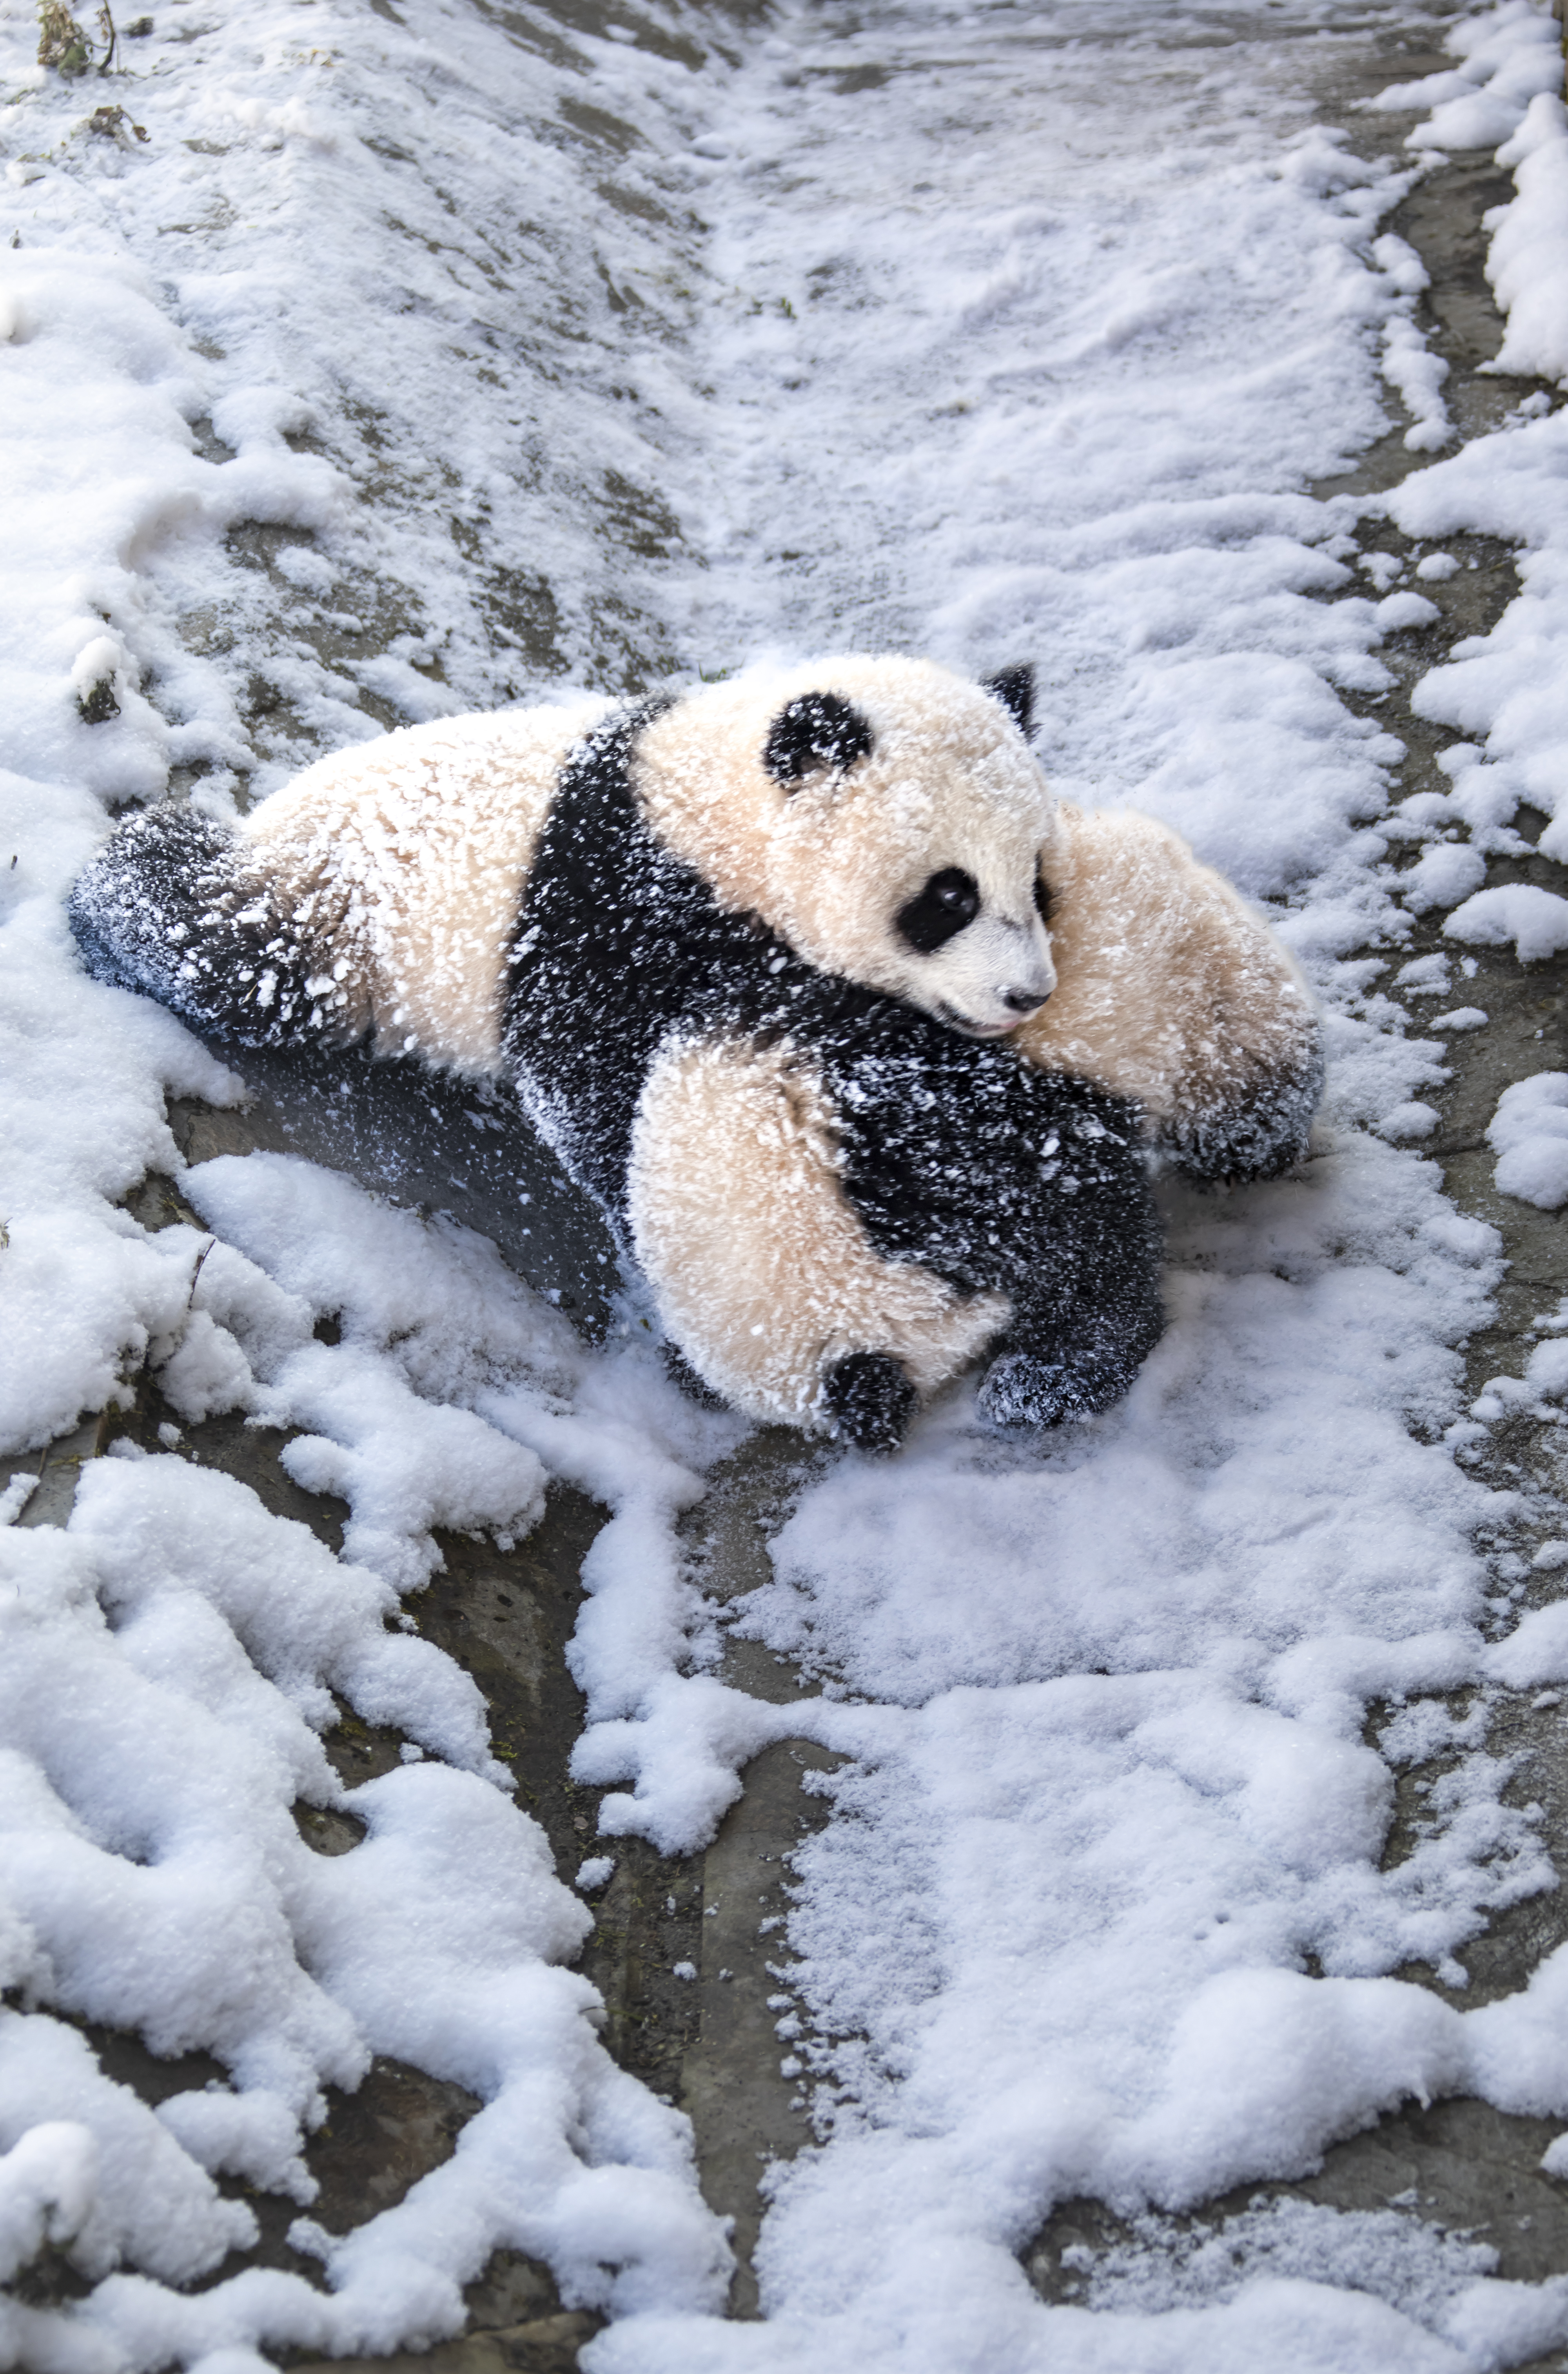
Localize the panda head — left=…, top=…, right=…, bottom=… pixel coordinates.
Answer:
left=634, top=655, right=1059, bottom=1037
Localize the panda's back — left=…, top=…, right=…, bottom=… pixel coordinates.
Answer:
left=240, top=695, right=614, bottom=1073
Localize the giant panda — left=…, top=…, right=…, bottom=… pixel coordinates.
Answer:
left=67, top=656, right=1313, bottom=1447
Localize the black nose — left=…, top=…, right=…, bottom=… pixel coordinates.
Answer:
left=1002, top=987, right=1046, bottom=1014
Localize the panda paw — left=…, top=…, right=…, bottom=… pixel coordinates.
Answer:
left=977, top=1351, right=1126, bottom=1431
left=824, top=1352, right=917, bottom=1454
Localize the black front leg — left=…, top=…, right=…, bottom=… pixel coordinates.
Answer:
left=978, top=1205, right=1164, bottom=1431
left=824, top=1351, right=918, bottom=1454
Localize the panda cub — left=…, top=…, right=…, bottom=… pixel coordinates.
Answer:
left=71, top=657, right=1177, bottom=1447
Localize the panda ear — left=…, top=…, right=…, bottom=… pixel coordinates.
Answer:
left=985, top=664, right=1035, bottom=739
left=762, top=692, right=875, bottom=788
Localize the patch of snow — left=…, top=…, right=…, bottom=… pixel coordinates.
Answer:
left=1445, top=884, right=1568, bottom=962
left=1488, top=1073, right=1568, bottom=1208
left=0, top=1473, right=38, bottom=1526
left=1377, top=1100, right=1443, bottom=1141
left=1395, top=953, right=1453, bottom=992
left=1492, top=95, right=1568, bottom=385
left=1376, top=590, right=1442, bottom=632
left=1382, top=0, right=1564, bottom=154
left=1401, top=841, right=1487, bottom=913
left=1069, top=2194, right=1496, bottom=2322
left=1383, top=6, right=1568, bottom=875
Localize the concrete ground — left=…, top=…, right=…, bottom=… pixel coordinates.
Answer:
left=7, top=9, right=1568, bottom=2364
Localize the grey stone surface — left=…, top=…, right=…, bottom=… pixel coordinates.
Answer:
left=674, top=1434, right=848, bottom=2314
left=681, top=1733, right=842, bottom=2319
left=9, top=1410, right=111, bottom=1530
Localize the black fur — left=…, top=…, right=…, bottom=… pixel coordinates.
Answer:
left=896, top=867, right=980, bottom=955
left=504, top=706, right=1163, bottom=1428
left=762, top=692, right=875, bottom=785
left=69, top=804, right=353, bottom=1047
left=824, top=1353, right=918, bottom=1454
left=1166, top=1043, right=1325, bottom=1185
left=986, top=664, right=1035, bottom=740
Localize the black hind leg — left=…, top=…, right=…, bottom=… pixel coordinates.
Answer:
left=978, top=1345, right=1138, bottom=1429
left=69, top=804, right=355, bottom=1049
left=824, top=1352, right=917, bottom=1454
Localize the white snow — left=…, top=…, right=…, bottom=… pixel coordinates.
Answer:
left=1488, top=1073, right=1568, bottom=1209
left=1490, top=94, right=1568, bottom=385
left=1377, top=5, right=1568, bottom=887
left=5, top=0, right=1568, bottom=2365
left=1446, top=883, right=1568, bottom=962
left=1401, top=840, right=1487, bottom=913
left=1372, top=0, right=1564, bottom=155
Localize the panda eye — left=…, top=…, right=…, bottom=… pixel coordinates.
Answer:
left=897, top=867, right=981, bottom=955
left=1034, top=872, right=1053, bottom=927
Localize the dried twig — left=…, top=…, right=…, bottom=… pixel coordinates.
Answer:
left=36, top=0, right=91, bottom=74
left=86, top=102, right=148, bottom=141
left=186, top=1237, right=215, bottom=1309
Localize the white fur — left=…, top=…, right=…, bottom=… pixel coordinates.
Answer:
left=236, top=696, right=611, bottom=1073
left=1022, top=804, right=1320, bottom=1147
left=633, top=656, right=1059, bottom=1036
left=227, top=659, right=1317, bottom=1192
left=628, top=1031, right=1011, bottom=1424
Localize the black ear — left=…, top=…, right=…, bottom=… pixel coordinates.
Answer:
left=986, top=664, right=1034, bottom=739
left=763, top=691, right=874, bottom=787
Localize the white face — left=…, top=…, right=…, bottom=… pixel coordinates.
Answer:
left=756, top=672, right=1062, bottom=1038
left=628, top=655, right=1062, bottom=1038
left=883, top=858, right=1056, bottom=1036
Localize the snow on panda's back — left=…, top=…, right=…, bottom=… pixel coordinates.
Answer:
left=189, top=655, right=1056, bottom=1068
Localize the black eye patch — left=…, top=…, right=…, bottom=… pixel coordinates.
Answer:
left=897, top=868, right=981, bottom=954
left=763, top=691, right=875, bottom=786
left=1034, top=871, right=1053, bottom=927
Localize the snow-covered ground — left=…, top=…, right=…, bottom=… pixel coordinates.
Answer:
left=6, top=0, right=1568, bottom=2364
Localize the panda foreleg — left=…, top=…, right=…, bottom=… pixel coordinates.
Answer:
left=1023, top=804, right=1325, bottom=1185
left=1163, top=1033, right=1327, bottom=1185
left=627, top=1032, right=1008, bottom=1439
left=822, top=1352, right=919, bottom=1455
left=977, top=1207, right=1165, bottom=1432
